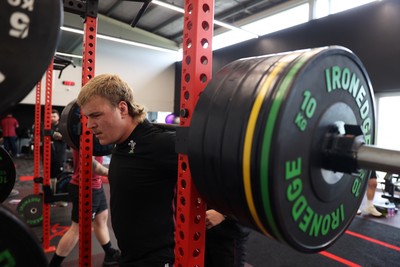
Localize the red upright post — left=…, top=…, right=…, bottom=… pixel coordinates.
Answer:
left=42, top=61, right=56, bottom=252
left=34, top=81, right=41, bottom=195
left=78, top=15, right=97, bottom=267
left=175, top=1, right=214, bottom=266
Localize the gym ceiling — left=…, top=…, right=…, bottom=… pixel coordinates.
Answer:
left=59, top=0, right=290, bottom=56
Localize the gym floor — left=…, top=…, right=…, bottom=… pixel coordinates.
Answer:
left=4, top=154, right=118, bottom=266
left=3, top=154, right=400, bottom=266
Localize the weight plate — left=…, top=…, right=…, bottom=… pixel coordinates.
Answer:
left=219, top=54, right=288, bottom=229
left=17, top=194, right=43, bottom=227
left=0, top=1, right=62, bottom=115
left=264, top=46, right=374, bottom=252
left=188, top=61, right=244, bottom=211
left=0, top=147, right=16, bottom=203
left=60, top=99, right=113, bottom=156
left=200, top=58, right=267, bottom=217
left=240, top=51, right=306, bottom=239
left=56, top=172, right=72, bottom=194
left=0, top=205, right=47, bottom=266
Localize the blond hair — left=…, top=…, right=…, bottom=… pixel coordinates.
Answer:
left=77, top=74, right=147, bottom=122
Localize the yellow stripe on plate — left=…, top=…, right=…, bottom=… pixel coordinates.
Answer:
left=242, top=53, right=300, bottom=236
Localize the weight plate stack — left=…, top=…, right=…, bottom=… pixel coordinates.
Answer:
left=219, top=54, right=286, bottom=229
left=188, top=46, right=374, bottom=253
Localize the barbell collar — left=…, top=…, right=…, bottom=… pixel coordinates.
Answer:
left=321, top=133, right=363, bottom=174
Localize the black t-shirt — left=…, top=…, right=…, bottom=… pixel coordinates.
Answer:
left=109, top=120, right=178, bottom=266
left=51, top=123, right=67, bottom=163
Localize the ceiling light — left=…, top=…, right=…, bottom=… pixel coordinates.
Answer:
left=60, top=26, right=83, bottom=34
left=55, top=52, right=83, bottom=59
left=96, top=33, right=179, bottom=53
left=60, top=26, right=179, bottom=54
left=152, top=0, right=184, bottom=13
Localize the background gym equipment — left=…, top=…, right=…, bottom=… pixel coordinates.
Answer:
left=16, top=194, right=43, bottom=227
left=186, top=46, right=377, bottom=253
left=0, top=0, right=62, bottom=115
left=60, top=99, right=114, bottom=156
left=16, top=172, right=71, bottom=228
left=380, top=173, right=400, bottom=205
left=0, top=205, right=48, bottom=266
left=0, top=147, right=17, bottom=203
left=55, top=171, right=73, bottom=194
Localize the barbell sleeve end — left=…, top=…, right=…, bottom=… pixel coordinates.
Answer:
left=322, top=132, right=400, bottom=174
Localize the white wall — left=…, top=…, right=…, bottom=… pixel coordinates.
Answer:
left=20, top=65, right=82, bottom=107
left=95, top=38, right=178, bottom=112
left=20, top=38, right=178, bottom=112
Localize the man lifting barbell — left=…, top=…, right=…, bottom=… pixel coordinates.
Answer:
left=77, top=74, right=178, bottom=266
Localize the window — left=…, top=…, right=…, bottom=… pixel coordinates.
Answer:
left=315, top=0, right=380, bottom=19
left=242, top=3, right=309, bottom=36
left=376, top=94, right=400, bottom=150
left=212, top=3, right=309, bottom=51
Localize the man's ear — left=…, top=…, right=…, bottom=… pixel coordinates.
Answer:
left=118, top=101, right=129, bottom=116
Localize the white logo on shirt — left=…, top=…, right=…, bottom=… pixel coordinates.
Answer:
left=128, top=140, right=136, bottom=154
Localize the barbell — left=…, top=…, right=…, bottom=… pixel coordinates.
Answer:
left=57, top=46, right=400, bottom=253
left=186, top=46, right=393, bottom=253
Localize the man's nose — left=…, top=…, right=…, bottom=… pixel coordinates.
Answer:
left=86, top=118, right=95, bottom=129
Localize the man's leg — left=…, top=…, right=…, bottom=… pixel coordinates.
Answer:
left=94, top=210, right=120, bottom=266
left=55, top=222, right=79, bottom=256
left=10, top=136, right=18, bottom=156
left=363, top=178, right=382, bottom=217
left=93, top=209, right=111, bottom=245
left=3, top=137, right=11, bottom=154
left=93, top=187, right=120, bottom=266
left=49, top=222, right=79, bottom=267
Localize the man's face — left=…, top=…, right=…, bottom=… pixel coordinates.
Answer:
left=51, top=113, right=59, bottom=125
left=81, top=96, right=126, bottom=145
